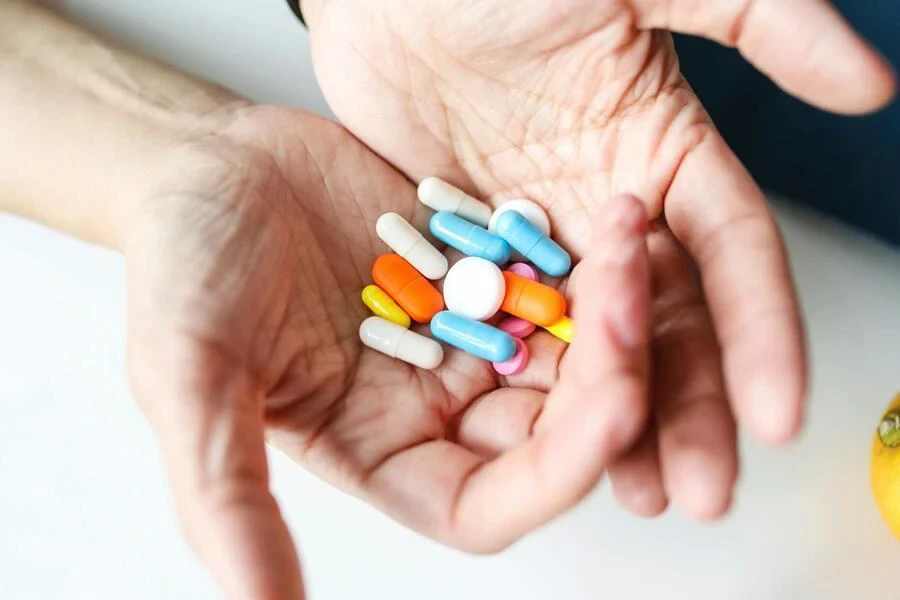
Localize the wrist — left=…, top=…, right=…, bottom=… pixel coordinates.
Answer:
left=0, top=0, right=250, bottom=250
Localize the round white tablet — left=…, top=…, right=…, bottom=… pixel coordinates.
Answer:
left=488, top=199, right=551, bottom=237
left=443, top=257, right=506, bottom=321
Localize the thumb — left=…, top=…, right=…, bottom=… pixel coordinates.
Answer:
left=129, top=333, right=304, bottom=600
left=635, top=0, right=896, bottom=114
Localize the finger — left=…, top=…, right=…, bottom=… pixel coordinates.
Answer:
left=535, top=195, right=651, bottom=429
left=461, top=194, right=651, bottom=545
left=665, top=133, right=807, bottom=444
left=500, top=331, right=566, bottom=392
left=635, top=0, right=896, bottom=114
left=648, top=229, right=738, bottom=520
left=452, top=388, right=545, bottom=458
left=607, top=423, right=668, bottom=518
left=363, top=195, right=652, bottom=552
left=129, top=334, right=304, bottom=600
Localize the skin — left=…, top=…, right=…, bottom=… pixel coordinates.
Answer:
left=2, top=2, right=652, bottom=597
left=301, top=0, right=898, bottom=519
left=1, top=0, right=896, bottom=598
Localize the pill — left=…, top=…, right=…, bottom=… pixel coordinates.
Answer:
left=501, top=271, right=566, bottom=326
left=443, top=257, right=505, bottom=321
left=488, top=199, right=552, bottom=237
left=376, top=212, right=448, bottom=280
left=543, top=315, right=574, bottom=343
left=497, top=317, right=537, bottom=339
left=494, top=210, right=571, bottom=277
left=492, top=338, right=530, bottom=376
left=372, top=254, right=444, bottom=324
left=359, top=316, right=444, bottom=369
left=507, top=262, right=538, bottom=282
left=431, top=311, right=517, bottom=362
left=417, top=177, right=492, bottom=228
left=430, top=211, right=511, bottom=265
left=361, top=284, right=411, bottom=328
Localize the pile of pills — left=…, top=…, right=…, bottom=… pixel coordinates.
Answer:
left=358, top=177, right=575, bottom=375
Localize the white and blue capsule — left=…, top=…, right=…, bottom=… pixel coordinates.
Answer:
left=430, top=311, right=517, bottom=362
left=429, top=212, right=511, bottom=265
left=493, top=210, right=571, bottom=277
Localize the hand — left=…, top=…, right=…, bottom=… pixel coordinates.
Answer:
left=126, top=106, right=655, bottom=597
left=303, top=0, right=897, bottom=518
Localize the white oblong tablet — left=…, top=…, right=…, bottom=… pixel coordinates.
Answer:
left=488, top=199, right=551, bottom=237
left=376, top=212, right=448, bottom=280
left=443, top=257, right=506, bottom=321
left=359, top=316, right=444, bottom=370
left=417, top=177, right=492, bottom=228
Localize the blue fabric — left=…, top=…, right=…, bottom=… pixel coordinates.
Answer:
left=674, top=1, right=900, bottom=246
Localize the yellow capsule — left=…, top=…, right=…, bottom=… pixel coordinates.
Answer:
left=361, top=284, right=411, bottom=328
left=543, top=315, right=574, bottom=343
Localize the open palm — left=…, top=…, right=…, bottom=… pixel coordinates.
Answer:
left=304, top=0, right=896, bottom=518
left=125, top=107, right=651, bottom=598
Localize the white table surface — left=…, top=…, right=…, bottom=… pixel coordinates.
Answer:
left=2, top=1, right=900, bottom=598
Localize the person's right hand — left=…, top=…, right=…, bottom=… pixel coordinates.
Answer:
left=302, top=0, right=897, bottom=520
left=127, top=106, right=653, bottom=598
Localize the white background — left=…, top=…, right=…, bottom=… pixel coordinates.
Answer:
left=2, top=1, right=900, bottom=598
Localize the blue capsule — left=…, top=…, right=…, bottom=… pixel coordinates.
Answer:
left=429, top=212, right=511, bottom=265
left=430, top=311, right=516, bottom=362
left=494, top=210, right=571, bottom=276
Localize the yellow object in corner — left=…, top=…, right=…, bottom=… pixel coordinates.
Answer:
left=871, top=392, right=900, bottom=538
left=543, top=315, right=574, bottom=343
left=361, top=284, right=411, bottom=328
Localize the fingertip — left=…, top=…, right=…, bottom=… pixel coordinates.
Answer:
left=679, top=489, right=733, bottom=523
left=613, top=484, right=670, bottom=519
left=740, top=375, right=807, bottom=445
left=857, top=56, right=897, bottom=114
left=595, top=194, right=649, bottom=237
left=823, top=49, right=898, bottom=115
left=666, top=457, right=736, bottom=522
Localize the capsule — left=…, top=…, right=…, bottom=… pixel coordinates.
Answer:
left=372, top=254, right=444, bottom=324
left=361, top=284, right=411, bottom=328
left=430, top=311, right=517, bottom=362
left=488, top=199, right=551, bottom=237
left=417, top=177, right=492, bottom=228
left=494, top=210, right=571, bottom=277
left=429, top=212, right=511, bottom=265
left=359, top=317, right=443, bottom=369
left=501, top=271, right=566, bottom=327
left=376, top=212, right=448, bottom=280
left=543, top=315, right=574, bottom=343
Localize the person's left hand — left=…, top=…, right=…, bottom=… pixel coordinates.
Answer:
left=302, top=0, right=896, bottom=519
left=126, top=106, right=654, bottom=597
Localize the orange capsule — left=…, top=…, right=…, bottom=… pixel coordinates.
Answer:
left=501, top=271, right=566, bottom=327
left=372, top=254, right=444, bottom=324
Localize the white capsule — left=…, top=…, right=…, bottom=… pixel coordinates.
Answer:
left=359, top=316, right=444, bottom=369
left=376, top=212, right=448, bottom=280
left=443, top=257, right=506, bottom=321
left=417, top=177, right=493, bottom=228
left=488, top=199, right=551, bottom=237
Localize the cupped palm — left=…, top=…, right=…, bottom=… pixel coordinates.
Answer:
left=125, top=107, right=649, bottom=597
